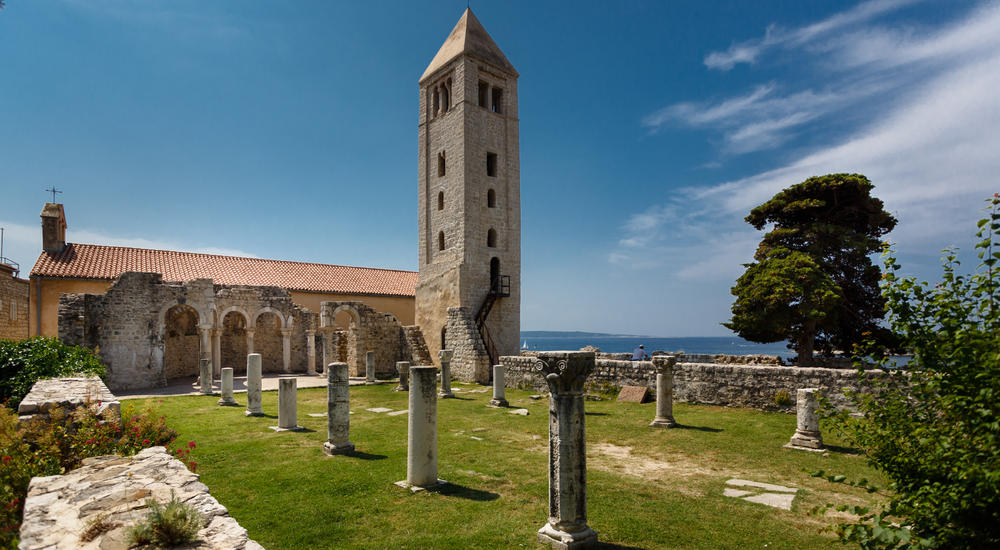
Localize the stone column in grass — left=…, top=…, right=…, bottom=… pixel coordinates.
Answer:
left=395, top=366, right=446, bottom=491
left=365, top=351, right=376, bottom=384
left=245, top=353, right=264, bottom=417
left=271, top=377, right=303, bottom=431
left=323, top=362, right=354, bottom=455
left=785, top=388, right=824, bottom=451
left=305, top=329, right=317, bottom=375
left=536, top=351, right=598, bottom=549
left=218, top=367, right=237, bottom=406
left=490, top=364, right=508, bottom=407
left=280, top=328, right=292, bottom=373
left=199, top=358, right=213, bottom=395
left=438, top=349, right=455, bottom=398
left=395, top=361, right=410, bottom=392
left=649, top=355, right=678, bottom=428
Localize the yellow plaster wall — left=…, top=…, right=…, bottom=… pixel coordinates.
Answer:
left=288, top=291, right=415, bottom=326
left=31, top=278, right=112, bottom=337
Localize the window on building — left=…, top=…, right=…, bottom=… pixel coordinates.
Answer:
left=441, top=79, right=451, bottom=113
left=478, top=81, right=489, bottom=107
left=438, top=191, right=444, bottom=211
left=491, top=87, right=503, bottom=114
left=10, top=301, right=16, bottom=321
left=487, top=228, right=497, bottom=248
left=432, top=88, right=440, bottom=115
left=437, top=151, right=446, bottom=176
left=438, top=231, right=445, bottom=251
left=486, top=152, right=497, bottom=177
left=487, top=188, right=496, bottom=208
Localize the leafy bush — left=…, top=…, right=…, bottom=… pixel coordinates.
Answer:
left=825, top=195, right=1000, bottom=548
left=0, top=403, right=191, bottom=548
left=772, top=389, right=793, bottom=408
left=0, top=337, right=105, bottom=408
left=127, top=491, right=203, bottom=548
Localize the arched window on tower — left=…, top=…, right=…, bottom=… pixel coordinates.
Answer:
left=487, top=188, right=496, bottom=208
left=491, top=87, right=503, bottom=114
left=437, top=151, right=446, bottom=176
left=433, top=87, right=440, bottom=115
left=441, top=80, right=451, bottom=113
left=487, top=228, right=497, bottom=248
left=438, top=231, right=445, bottom=251
left=438, top=191, right=444, bottom=211
left=490, top=257, right=500, bottom=290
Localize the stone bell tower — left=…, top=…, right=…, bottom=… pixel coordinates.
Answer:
left=415, top=8, right=520, bottom=383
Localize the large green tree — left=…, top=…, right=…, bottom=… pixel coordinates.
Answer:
left=724, top=173, right=897, bottom=364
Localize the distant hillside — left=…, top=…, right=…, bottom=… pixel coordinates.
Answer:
left=520, top=330, right=650, bottom=339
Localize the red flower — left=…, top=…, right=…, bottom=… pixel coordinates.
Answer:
left=188, top=441, right=196, bottom=449
left=142, top=439, right=150, bottom=445
left=1, top=456, right=11, bottom=463
left=189, top=462, right=198, bottom=472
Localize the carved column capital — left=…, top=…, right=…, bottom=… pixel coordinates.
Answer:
left=305, top=329, right=316, bottom=337
left=651, top=355, right=677, bottom=374
left=535, top=351, right=595, bottom=395
left=438, top=349, right=454, bottom=362
left=280, top=328, right=293, bottom=337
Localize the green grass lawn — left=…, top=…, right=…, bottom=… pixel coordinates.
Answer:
left=136, top=383, right=885, bottom=550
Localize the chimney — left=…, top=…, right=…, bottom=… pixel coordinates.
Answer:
left=40, top=203, right=67, bottom=253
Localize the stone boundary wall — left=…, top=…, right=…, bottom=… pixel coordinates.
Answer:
left=17, top=376, right=120, bottom=424
left=501, top=356, right=886, bottom=411
left=20, top=446, right=264, bottom=549
left=0, top=263, right=29, bottom=341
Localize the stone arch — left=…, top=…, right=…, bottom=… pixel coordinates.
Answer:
left=253, top=306, right=287, bottom=330
left=220, top=309, right=249, bottom=373
left=255, top=311, right=283, bottom=373
left=162, top=303, right=201, bottom=380
left=328, top=304, right=364, bottom=376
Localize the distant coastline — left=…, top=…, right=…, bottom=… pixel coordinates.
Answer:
left=519, top=332, right=794, bottom=357
left=521, top=330, right=653, bottom=339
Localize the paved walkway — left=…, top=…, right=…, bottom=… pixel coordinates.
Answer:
left=116, top=373, right=370, bottom=399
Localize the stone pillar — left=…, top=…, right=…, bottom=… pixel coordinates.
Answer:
left=438, top=349, right=454, bottom=398
left=280, top=328, right=292, bottom=373
left=490, top=364, right=508, bottom=407
left=199, top=358, right=213, bottom=395
left=395, top=361, right=410, bottom=392
left=218, top=367, right=237, bottom=406
left=321, top=329, right=331, bottom=374
left=785, top=388, right=824, bottom=451
left=271, top=378, right=303, bottom=431
left=245, top=353, right=263, bottom=417
left=212, top=328, right=222, bottom=377
left=246, top=328, right=255, bottom=355
left=395, top=366, right=446, bottom=491
left=306, top=330, right=317, bottom=375
left=649, top=355, right=678, bottom=428
left=199, top=326, right=212, bottom=367
left=365, top=351, right=376, bottom=384
left=536, top=351, right=598, bottom=549
left=323, top=363, right=354, bottom=455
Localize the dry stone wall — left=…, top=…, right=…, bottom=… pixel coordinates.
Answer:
left=445, top=306, right=491, bottom=383
left=501, top=356, right=887, bottom=411
left=320, top=301, right=427, bottom=378
left=0, top=263, right=29, bottom=340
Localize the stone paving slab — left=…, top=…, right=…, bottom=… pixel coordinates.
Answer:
left=725, top=479, right=798, bottom=493
left=723, top=479, right=799, bottom=511
left=116, top=374, right=365, bottom=400
left=386, top=410, right=409, bottom=416
left=366, top=407, right=393, bottom=413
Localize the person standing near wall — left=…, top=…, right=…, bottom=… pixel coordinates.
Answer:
left=631, top=344, right=649, bottom=361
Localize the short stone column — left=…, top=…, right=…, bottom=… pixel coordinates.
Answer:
left=536, top=351, right=598, bottom=549
left=489, top=364, right=508, bottom=407
left=785, top=388, right=824, bottom=451
left=323, top=363, right=354, bottom=455
left=395, top=366, right=446, bottom=491
left=649, top=355, right=678, bottom=428
left=280, top=328, right=292, bottom=373
left=271, top=378, right=304, bottom=431
left=395, top=361, right=410, bottom=391
left=246, top=328, right=255, bottom=355
left=365, top=351, right=376, bottom=384
left=199, top=358, right=213, bottom=395
left=218, top=367, right=238, bottom=406
left=438, top=349, right=455, bottom=398
left=245, top=353, right=264, bottom=417
left=306, top=329, right=317, bottom=375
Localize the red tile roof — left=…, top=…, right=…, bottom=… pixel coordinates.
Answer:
left=30, top=243, right=417, bottom=297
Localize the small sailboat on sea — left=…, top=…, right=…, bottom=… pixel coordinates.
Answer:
left=522, top=340, right=528, bottom=349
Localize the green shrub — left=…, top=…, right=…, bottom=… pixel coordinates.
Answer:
left=127, top=491, right=202, bottom=548
left=0, top=337, right=105, bottom=408
left=825, top=194, right=1000, bottom=548
left=772, top=389, right=793, bottom=407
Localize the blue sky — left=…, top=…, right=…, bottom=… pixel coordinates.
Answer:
left=1, top=0, right=998, bottom=337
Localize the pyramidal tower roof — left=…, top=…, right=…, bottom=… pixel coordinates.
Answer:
left=420, top=8, right=518, bottom=84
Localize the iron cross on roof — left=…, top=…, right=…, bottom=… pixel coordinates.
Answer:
left=45, top=187, right=62, bottom=202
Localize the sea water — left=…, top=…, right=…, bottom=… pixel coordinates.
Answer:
left=519, top=336, right=795, bottom=358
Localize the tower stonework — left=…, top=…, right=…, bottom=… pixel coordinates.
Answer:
left=415, top=9, right=521, bottom=383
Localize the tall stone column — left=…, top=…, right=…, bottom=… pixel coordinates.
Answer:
left=245, top=353, right=264, bottom=417
left=321, top=329, right=331, bottom=374
left=218, top=367, right=237, bottom=406
left=365, top=351, right=376, bottom=384
left=395, top=366, right=446, bottom=491
left=306, top=330, right=317, bottom=375
left=785, top=388, right=824, bottom=451
left=536, top=351, right=598, bottom=549
left=323, top=363, right=354, bottom=455
left=649, top=355, right=678, bottom=428
left=212, top=329, right=222, bottom=377
left=246, top=329, right=255, bottom=355
left=199, top=358, right=213, bottom=395
left=271, top=378, right=304, bottom=431
left=490, top=364, right=508, bottom=407
left=199, top=326, right=212, bottom=367
left=280, top=328, right=292, bottom=373
left=438, top=349, right=455, bottom=398
left=395, top=361, right=410, bottom=392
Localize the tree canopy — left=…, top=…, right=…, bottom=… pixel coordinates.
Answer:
left=725, top=173, right=897, bottom=364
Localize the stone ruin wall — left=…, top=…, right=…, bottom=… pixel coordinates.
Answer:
left=320, top=301, right=428, bottom=378
left=0, top=263, right=29, bottom=341
left=444, top=306, right=491, bottom=383
left=500, top=355, right=889, bottom=411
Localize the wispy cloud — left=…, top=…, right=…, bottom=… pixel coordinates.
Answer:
left=60, top=0, right=247, bottom=42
